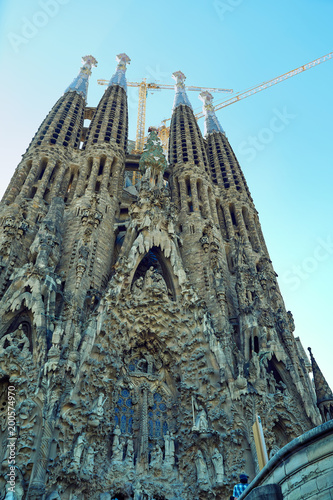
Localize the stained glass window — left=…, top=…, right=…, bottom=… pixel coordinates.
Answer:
left=148, top=392, right=168, bottom=440
left=114, top=389, right=133, bottom=433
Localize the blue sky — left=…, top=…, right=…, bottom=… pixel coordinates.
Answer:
left=0, top=0, right=332, bottom=389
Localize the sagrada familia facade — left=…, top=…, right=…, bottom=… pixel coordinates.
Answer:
left=0, top=54, right=332, bottom=500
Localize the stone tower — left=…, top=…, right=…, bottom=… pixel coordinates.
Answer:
left=0, top=54, right=327, bottom=500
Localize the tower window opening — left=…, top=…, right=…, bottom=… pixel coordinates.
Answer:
left=98, top=157, right=106, bottom=176
left=188, top=202, right=194, bottom=213
left=254, top=335, right=259, bottom=354
left=197, top=180, right=202, bottom=201
left=185, top=177, right=191, bottom=197
left=95, top=181, right=100, bottom=193
left=30, top=186, right=37, bottom=199
left=229, top=204, right=237, bottom=227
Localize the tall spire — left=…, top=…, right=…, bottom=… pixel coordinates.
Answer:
left=65, top=55, right=98, bottom=99
left=172, top=71, right=192, bottom=110
left=199, top=91, right=225, bottom=136
left=108, top=53, right=131, bottom=92
left=308, top=348, right=333, bottom=405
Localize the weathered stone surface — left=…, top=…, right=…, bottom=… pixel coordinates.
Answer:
left=241, top=483, right=283, bottom=500
left=0, top=57, right=328, bottom=500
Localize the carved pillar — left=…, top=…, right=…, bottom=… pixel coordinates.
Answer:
left=208, top=189, right=219, bottom=225
left=178, top=177, right=187, bottom=212
left=20, top=158, right=40, bottom=198
left=235, top=207, right=248, bottom=243
left=223, top=205, right=235, bottom=239
left=139, top=385, right=149, bottom=468
left=34, top=159, right=57, bottom=201
left=201, top=184, right=211, bottom=218
left=190, top=178, right=199, bottom=212
left=101, top=157, right=113, bottom=191
left=75, top=157, right=91, bottom=197
left=87, top=157, right=100, bottom=192
left=50, top=162, right=67, bottom=198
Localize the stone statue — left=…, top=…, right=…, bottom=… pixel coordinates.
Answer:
left=84, top=445, right=96, bottom=474
left=73, top=434, right=86, bottom=468
left=144, top=266, right=168, bottom=295
left=112, top=425, right=124, bottom=462
left=164, top=431, right=175, bottom=466
left=211, top=447, right=224, bottom=484
left=150, top=444, right=163, bottom=468
left=88, top=392, right=107, bottom=426
left=125, top=436, right=134, bottom=465
left=134, top=482, right=144, bottom=500
left=0, top=326, right=30, bottom=357
left=268, top=371, right=276, bottom=393
left=132, top=276, right=144, bottom=296
left=193, top=407, right=208, bottom=432
left=248, top=352, right=260, bottom=384
left=195, top=449, right=209, bottom=485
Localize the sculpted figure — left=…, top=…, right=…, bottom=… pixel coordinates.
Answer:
left=0, top=326, right=30, bottom=357
left=73, top=434, right=86, bottom=468
left=88, top=392, right=107, bottom=426
left=268, top=371, right=276, bottom=393
left=195, top=449, right=209, bottom=485
left=132, top=276, right=144, bottom=296
left=125, top=437, right=134, bottom=464
left=211, top=448, right=224, bottom=484
left=193, top=406, right=208, bottom=432
left=112, top=425, right=124, bottom=462
left=84, top=445, right=96, bottom=474
left=150, top=444, right=163, bottom=468
left=144, top=266, right=168, bottom=295
left=164, top=431, right=175, bottom=466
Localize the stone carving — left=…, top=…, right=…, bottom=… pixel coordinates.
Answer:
left=164, top=431, right=175, bottom=467
left=0, top=325, right=31, bottom=359
left=88, top=392, right=107, bottom=426
left=192, top=406, right=208, bottom=432
left=73, top=434, right=86, bottom=469
left=125, top=437, right=134, bottom=465
left=211, top=447, right=224, bottom=484
left=144, top=266, right=168, bottom=296
left=0, top=53, right=324, bottom=500
left=83, top=445, right=97, bottom=475
left=112, top=425, right=124, bottom=462
left=150, top=444, right=163, bottom=469
left=195, top=450, right=210, bottom=488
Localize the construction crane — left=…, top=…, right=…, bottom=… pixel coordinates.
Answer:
left=97, top=78, right=233, bottom=154
left=159, top=51, right=333, bottom=149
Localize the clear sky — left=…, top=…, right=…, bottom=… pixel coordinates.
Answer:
left=0, top=0, right=332, bottom=389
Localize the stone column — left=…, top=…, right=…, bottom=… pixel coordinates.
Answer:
left=20, top=158, right=40, bottom=198
left=208, top=189, right=219, bottom=225
left=235, top=207, right=248, bottom=242
left=35, top=159, right=57, bottom=201
left=75, top=157, right=91, bottom=197
left=190, top=178, right=199, bottom=212
left=101, top=157, right=113, bottom=191
left=87, top=157, right=100, bottom=192
left=222, top=204, right=234, bottom=239
left=178, top=177, right=187, bottom=212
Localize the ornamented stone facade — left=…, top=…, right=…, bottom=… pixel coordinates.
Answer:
left=0, top=54, right=328, bottom=499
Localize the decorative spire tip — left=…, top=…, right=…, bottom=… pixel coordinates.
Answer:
left=199, top=90, right=225, bottom=137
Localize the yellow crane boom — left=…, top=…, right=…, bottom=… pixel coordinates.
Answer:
left=194, top=51, right=333, bottom=119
